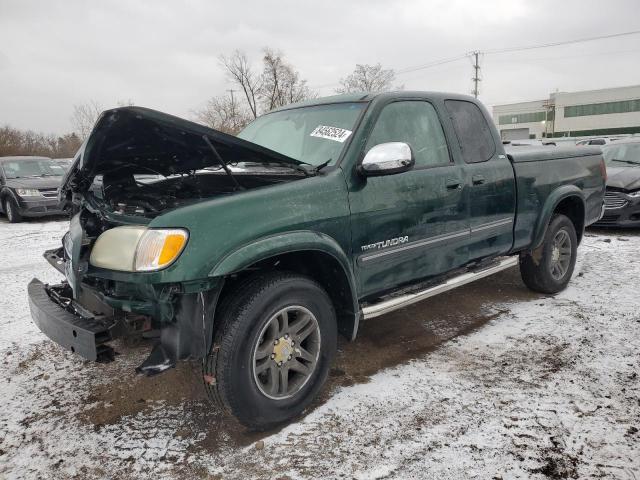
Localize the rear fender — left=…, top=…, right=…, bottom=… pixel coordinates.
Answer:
left=532, top=185, right=585, bottom=249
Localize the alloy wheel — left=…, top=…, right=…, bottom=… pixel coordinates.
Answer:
left=252, top=305, right=321, bottom=400
left=550, top=229, right=572, bottom=280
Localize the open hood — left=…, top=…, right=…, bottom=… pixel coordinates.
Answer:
left=62, top=106, right=302, bottom=195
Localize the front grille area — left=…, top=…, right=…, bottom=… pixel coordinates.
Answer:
left=597, top=214, right=621, bottom=224
left=39, top=188, right=59, bottom=198
left=604, top=192, right=628, bottom=209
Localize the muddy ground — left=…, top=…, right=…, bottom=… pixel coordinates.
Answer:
left=1, top=219, right=638, bottom=479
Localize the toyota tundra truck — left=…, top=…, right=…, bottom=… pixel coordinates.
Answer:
left=27, top=92, right=606, bottom=429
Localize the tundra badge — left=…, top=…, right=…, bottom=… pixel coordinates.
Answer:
left=361, top=236, right=409, bottom=252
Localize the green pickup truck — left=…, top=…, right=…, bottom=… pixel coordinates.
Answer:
left=28, top=92, right=606, bottom=429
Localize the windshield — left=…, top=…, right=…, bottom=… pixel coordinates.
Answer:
left=53, top=160, right=72, bottom=172
left=237, top=102, right=365, bottom=167
left=1, top=159, right=65, bottom=178
left=602, top=143, right=640, bottom=167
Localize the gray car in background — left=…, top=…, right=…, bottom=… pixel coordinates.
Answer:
left=0, top=156, right=67, bottom=223
left=594, top=139, right=640, bottom=227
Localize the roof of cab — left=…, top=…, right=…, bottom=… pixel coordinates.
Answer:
left=269, top=90, right=479, bottom=113
left=269, top=92, right=374, bottom=112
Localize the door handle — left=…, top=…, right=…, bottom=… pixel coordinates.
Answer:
left=472, top=175, right=486, bottom=185
left=445, top=178, right=461, bottom=190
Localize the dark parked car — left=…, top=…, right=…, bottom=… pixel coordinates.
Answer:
left=0, top=156, right=67, bottom=223
left=593, top=139, right=640, bottom=227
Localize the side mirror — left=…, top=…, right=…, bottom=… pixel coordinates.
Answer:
left=359, top=142, right=415, bottom=176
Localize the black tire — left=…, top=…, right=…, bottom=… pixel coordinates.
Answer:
left=4, top=198, right=22, bottom=223
left=204, top=271, right=337, bottom=430
left=520, top=214, right=577, bottom=294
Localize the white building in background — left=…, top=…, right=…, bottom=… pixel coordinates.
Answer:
left=492, top=84, right=640, bottom=141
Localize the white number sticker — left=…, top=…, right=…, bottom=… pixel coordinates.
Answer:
left=310, top=125, right=352, bottom=143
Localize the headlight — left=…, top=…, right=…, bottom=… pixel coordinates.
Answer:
left=627, top=190, right=640, bottom=198
left=89, top=227, right=188, bottom=272
left=15, top=188, right=41, bottom=197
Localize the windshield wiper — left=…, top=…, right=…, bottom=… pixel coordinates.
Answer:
left=297, top=158, right=333, bottom=175
left=202, top=135, right=245, bottom=191
left=315, top=158, right=332, bottom=172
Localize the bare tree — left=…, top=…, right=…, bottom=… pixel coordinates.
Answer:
left=70, top=100, right=103, bottom=139
left=336, top=63, right=398, bottom=94
left=0, top=125, right=82, bottom=158
left=193, top=91, right=250, bottom=135
left=219, top=51, right=261, bottom=119
left=260, top=48, right=315, bottom=112
left=200, top=47, right=315, bottom=131
left=54, top=133, right=82, bottom=157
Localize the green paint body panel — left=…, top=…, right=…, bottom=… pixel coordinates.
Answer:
left=149, top=170, right=353, bottom=281
left=79, top=92, right=605, bottom=338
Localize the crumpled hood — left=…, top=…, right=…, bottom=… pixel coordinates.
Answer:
left=606, top=166, right=640, bottom=191
left=5, top=176, right=63, bottom=190
left=61, top=106, right=302, bottom=195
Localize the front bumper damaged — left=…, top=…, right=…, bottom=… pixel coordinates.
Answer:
left=28, top=279, right=123, bottom=362
left=29, top=249, right=223, bottom=375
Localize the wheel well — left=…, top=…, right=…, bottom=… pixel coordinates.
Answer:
left=554, top=196, right=585, bottom=244
left=214, top=250, right=357, bottom=340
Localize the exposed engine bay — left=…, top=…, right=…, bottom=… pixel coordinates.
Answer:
left=94, top=169, right=303, bottom=218
left=60, top=106, right=314, bottom=221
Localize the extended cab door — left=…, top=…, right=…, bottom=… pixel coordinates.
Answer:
left=348, top=100, right=469, bottom=298
left=444, top=100, right=516, bottom=261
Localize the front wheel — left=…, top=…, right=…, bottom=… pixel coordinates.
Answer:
left=204, top=272, right=337, bottom=430
left=4, top=198, right=23, bottom=223
left=520, top=214, right=578, bottom=294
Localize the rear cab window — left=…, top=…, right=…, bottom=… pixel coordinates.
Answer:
left=445, top=100, right=496, bottom=163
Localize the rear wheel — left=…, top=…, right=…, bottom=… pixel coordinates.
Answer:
left=4, top=198, right=22, bottom=223
left=204, top=272, right=337, bottom=430
left=520, top=214, right=577, bottom=294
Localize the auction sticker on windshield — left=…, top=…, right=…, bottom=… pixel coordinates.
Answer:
left=310, top=125, right=352, bottom=143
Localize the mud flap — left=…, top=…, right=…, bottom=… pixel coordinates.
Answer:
left=136, top=287, right=222, bottom=376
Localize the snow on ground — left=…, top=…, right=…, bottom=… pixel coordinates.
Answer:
left=0, top=219, right=638, bottom=479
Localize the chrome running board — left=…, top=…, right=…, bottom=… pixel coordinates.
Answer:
left=361, top=256, right=519, bottom=320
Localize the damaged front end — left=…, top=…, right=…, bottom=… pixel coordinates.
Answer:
left=28, top=106, right=308, bottom=375
left=30, top=223, right=222, bottom=374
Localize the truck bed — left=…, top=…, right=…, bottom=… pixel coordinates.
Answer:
left=505, top=145, right=605, bottom=252
left=505, top=145, right=601, bottom=163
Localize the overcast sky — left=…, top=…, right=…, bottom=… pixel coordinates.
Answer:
left=1, top=0, right=639, bottom=134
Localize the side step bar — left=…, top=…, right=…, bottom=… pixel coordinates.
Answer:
left=362, top=256, right=519, bottom=320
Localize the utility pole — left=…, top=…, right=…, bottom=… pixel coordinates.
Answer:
left=227, top=88, right=238, bottom=115
left=470, top=51, right=481, bottom=98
